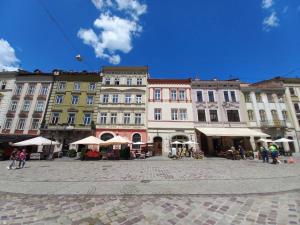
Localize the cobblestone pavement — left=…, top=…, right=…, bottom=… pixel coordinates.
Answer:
left=0, top=157, right=299, bottom=195
left=1, top=191, right=300, bottom=225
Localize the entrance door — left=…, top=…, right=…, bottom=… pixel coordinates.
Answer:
left=153, top=137, right=162, bottom=156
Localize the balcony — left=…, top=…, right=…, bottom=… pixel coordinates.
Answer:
left=6, top=111, right=15, bottom=117
left=19, top=111, right=29, bottom=118
left=260, top=120, right=287, bottom=128
left=37, top=95, right=47, bottom=100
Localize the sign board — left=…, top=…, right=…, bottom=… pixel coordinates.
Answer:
left=30, top=153, right=41, bottom=160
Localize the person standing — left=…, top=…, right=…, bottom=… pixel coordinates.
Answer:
left=260, top=144, right=269, bottom=163
left=238, top=145, right=245, bottom=160
left=18, top=149, right=27, bottom=168
left=7, top=149, right=17, bottom=170
left=269, top=144, right=278, bottom=164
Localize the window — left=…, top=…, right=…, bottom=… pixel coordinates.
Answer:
left=67, top=113, right=76, bottom=125
left=58, top=82, right=66, bottom=91
left=282, top=110, right=288, bottom=120
left=132, top=133, right=141, bottom=149
left=179, top=90, right=185, bottom=101
left=17, top=119, right=26, bottom=130
left=256, top=93, right=262, bottom=102
left=208, top=91, right=214, bottom=102
left=27, top=85, right=36, bottom=95
left=40, top=85, right=48, bottom=95
left=289, top=88, right=295, bottom=95
left=171, top=109, right=178, bottom=120
left=114, top=78, right=120, bottom=85
left=51, top=112, right=60, bottom=124
left=127, top=78, right=132, bottom=85
left=197, top=110, right=206, bottom=122
left=56, top=95, right=63, bottom=104
left=244, top=93, right=251, bottom=102
left=35, top=101, right=45, bottom=112
left=86, top=96, right=94, bottom=105
left=267, top=93, right=274, bottom=103
left=71, top=96, right=79, bottom=105
left=210, top=110, right=218, bottom=122
left=294, top=103, right=300, bottom=113
left=154, top=89, right=161, bottom=100
left=110, top=113, right=117, bottom=124
left=196, top=91, right=203, bottom=102
left=136, top=94, right=142, bottom=103
left=271, top=110, right=279, bottom=121
left=171, top=90, right=177, bottom=101
left=137, top=78, right=142, bottom=85
left=74, top=82, right=80, bottom=91
left=1, top=81, right=7, bottom=90
left=179, top=109, right=187, bottom=120
left=224, top=91, right=229, bottom=102
left=230, top=91, right=236, bottom=102
left=247, top=110, right=254, bottom=121
left=89, top=82, right=96, bottom=91
left=297, top=115, right=300, bottom=126
left=112, top=94, right=119, bottom=103
left=105, top=78, right=110, bottom=85
left=4, top=118, right=12, bottom=129
left=124, top=113, right=130, bottom=124
left=83, top=113, right=91, bottom=125
left=135, top=113, right=142, bottom=124
left=31, top=119, right=40, bottom=130
left=125, top=94, right=131, bottom=104
left=277, top=94, right=284, bottom=102
left=259, top=110, right=267, bottom=122
left=23, top=100, right=31, bottom=111
left=10, top=101, right=18, bottom=111
left=15, top=84, right=23, bottom=95
left=227, top=110, right=240, bottom=122
left=100, top=113, right=107, bottom=124
left=103, top=94, right=109, bottom=103
left=154, top=108, right=161, bottom=120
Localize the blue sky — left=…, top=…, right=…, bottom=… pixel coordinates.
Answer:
left=0, top=0, right=300, bottom=82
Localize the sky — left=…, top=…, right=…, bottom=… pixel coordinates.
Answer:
left=0, top=0, right=300, bottom=82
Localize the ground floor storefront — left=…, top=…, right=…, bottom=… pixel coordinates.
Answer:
left=147, top=128, right=196, bottom=156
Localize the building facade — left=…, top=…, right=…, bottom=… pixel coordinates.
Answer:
left=41, top=70, right=101, bottom=151
left=191, top=79, right=257, bottom=156
left=0, top=72, right=18, bottom=144
left=147, top=79, right=195, bottom=156
left=95, top=67, right=148, bottom=149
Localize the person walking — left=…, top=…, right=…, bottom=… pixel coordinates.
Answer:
left=260, top=144, right=269, bottom=163
left=18, top=149, right=27, bottom=168
left=7, top=149, right=18, bottom=170
left=269, top=144, right=278, bottom=164
left=238, top=145, right=245, bottom=160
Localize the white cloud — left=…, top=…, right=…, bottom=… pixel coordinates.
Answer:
left=263, top=12, right=279, bottom=31
left=78, top=0, right=146, bottom=65
left=262, top=0, right=273, bottom=9
left=0, top=39, right=20, bottom=71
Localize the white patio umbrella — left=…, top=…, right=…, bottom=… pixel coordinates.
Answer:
left=274, top=138, right=294, bottom=143
left=257, top=138, right=274, bottom=143
left=171, top=141, right=182, bottom=145
left=71, top=136, right=105, bottom=145
left=103, top=135, right=131, bottom=145
left=12, top=136, right=60, bottom=146
left=132, top=141, right=145, bottom=145
left=183, top=141, right=198, bottom=145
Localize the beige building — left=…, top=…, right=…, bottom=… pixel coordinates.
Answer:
left=147, top=79, right=195, bottom=156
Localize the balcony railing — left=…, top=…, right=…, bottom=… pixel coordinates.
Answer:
left=260, top=120, right=287, bottom=128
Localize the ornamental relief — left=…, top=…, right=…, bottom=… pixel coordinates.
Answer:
left=207, top=103, right=218, bottom=109
left=222, top=102, right=240, bottom=108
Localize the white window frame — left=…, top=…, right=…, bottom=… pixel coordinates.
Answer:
left=179, top=90, right=185, bottom=101
left=71, top=95, right=79, bottom=105
left=58, top=82, right=66, bottom=91
left=83, top=113, right=91, bottom=125
left=31, top=119, right=40, bottom=130
left=154, top=108, right=161, bottom=120
left=137, top=78, right=142, bottom=85
left=135, top=113, right=142, bottom=124
left=17, top=119, right=26, bottom=130
left=136, top=94, right=142, bottom=104
left=56, top=95, right=63, bottom=104
left=10, top=101, right=18, bottom=111
left=171, top=109, right=178, bottom=120
left=27, top=84, right=36, bottom=95
left=124, top=113, right=130, bottom=124
left=15, top=84, right=23, bottom=95
left=125, top=94, right=131, bottom=104
left=100, top=113, right=107, bottom=124
left=51, top=112, right=60, bottom=124
left=127, top=78, right=132, bottom=86
left=35, top=101, right=45, bottom=112
left=103, top=94, right=109, bottom=103
left=73, top=82, right=80, bottom=91
left=40, top=85, right=49, bottom=95
left=171, top=90, right=177, bottom=101
left=67, top=113, right=76, bottom=125
left=86, top=96, right=94, bottom=105
left=110, top=113, right=117, bottom=124
left=112, top=94, right=119, bottom=103
left=179, top=109, right=187, bottom=120
left=89, top=82, right=96, bottom=91
left=4, top=118, right=12, bottom=129
left=154, top=89, right=161, bottom=101
left=23, top=100, right=31, bottom=112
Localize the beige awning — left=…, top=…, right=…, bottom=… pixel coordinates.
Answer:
left=196, top=127, right=269, bottom=137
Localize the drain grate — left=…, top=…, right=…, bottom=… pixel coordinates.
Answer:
left=140, top=180, right=151, bottom=183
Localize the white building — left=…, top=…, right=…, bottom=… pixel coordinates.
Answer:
left=147, top=79, right=195, bottom=156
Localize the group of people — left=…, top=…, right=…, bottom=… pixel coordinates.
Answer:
left=259, top=143, right=280, bottom=164
left=7, top=149, right=27, bottom=170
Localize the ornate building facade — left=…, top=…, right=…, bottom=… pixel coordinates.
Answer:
left=41, top=70, right=101, bottom=151
left=147, top=79, right=195, bottom=156
left=95, top=67, right=148, bottom=149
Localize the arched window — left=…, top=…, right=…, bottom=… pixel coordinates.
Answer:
left=282, top=110, right=288, bottom=121
left=247, top=110, right=254, bottom=121
left=132, top=133, right=141, bottom=149
left=259, top=110, right=266, bottom=122
left=271, top=110, right=279, bottom=120
left=100, top=133, right=114, bottom=141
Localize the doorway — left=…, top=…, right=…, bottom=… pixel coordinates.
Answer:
left=153, top=137, right=162, bottom=156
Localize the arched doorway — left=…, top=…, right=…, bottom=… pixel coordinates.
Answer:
left=153, top=137, right=162, bottom=156
left=132, top=133, right=141, bottom=149
left=100, top=133, right=114, bottom=141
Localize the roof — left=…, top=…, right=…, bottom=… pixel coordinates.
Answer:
left=148, top=78, right=191, bottom=84
left=102, top=66, right=148, bottom=73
